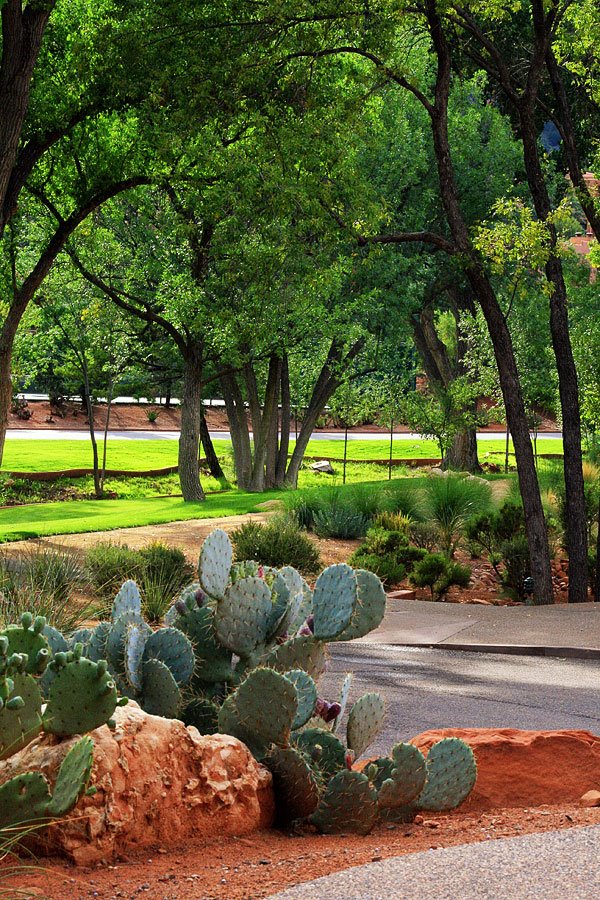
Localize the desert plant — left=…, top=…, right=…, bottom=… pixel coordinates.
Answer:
left=408, top=520, right=440, bottom=552
left=0, top=550, right=89, bottom=633
left=145, top=408, right=160, bottom=423
left=230, top=518, right=321, bottom=574
left=313, top=506, right=370, bottom=539
left=372, top=511, right=412, bottom=534
left=85, top=543, right=143, bottom=598
left=499, top=535, right=531, bottom=601
left=409, top=552, right=471, bottom=600
left=420, top=475, right=493, bottom=557
left=350, top=528, right=426, bottom=586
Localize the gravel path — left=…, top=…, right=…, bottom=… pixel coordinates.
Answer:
left=269, top=825, right=600, bottom=899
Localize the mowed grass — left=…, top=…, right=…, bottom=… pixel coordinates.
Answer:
left=2, top=436, right=564, bottom=473
left=0, top=491, right=282, bottom=542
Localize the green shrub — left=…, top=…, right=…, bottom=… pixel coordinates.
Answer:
left=420, top=475, right=493, bottom=557
left=284, top=487, right=327, bottom=529
left=86, top=542, right=143, bottom=598
left=0, top=549, right=89, bottom=632
left=231, top=518, right=321, bottom=573
left=372, top=510, right=411, bottom=534
left=349, top=528, right=426, bottom=586
left=408, top=520, right=440, bottom=552
left=382, top=482, right=424, bottom=521
left=313, top=506, right=370, bottom=539
left=409, top=551, right=472, bottom=600
left=349, top=551, right=406, bottom=585
left=499, top=535, right=530, bottom=600
left=138, top=542, right=193, bottom=591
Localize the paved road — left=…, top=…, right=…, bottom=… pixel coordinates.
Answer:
left=6, top=429, right=563, bottom=442
left=324, top=645, right=600, bottom=752
left=270, top=825, right=600, bottom=899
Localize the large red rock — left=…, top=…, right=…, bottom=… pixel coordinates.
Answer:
left=411, top=728, right=600, bottom=810
left=0, top=703, right=274, bottom=864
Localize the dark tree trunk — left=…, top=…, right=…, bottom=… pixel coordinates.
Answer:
left=425, top=1, right=553, bottom=603
left=442, top=427, right=480, bottom=472
left=200, top=406, right=224, bottom=480
left=0, top=1, right=54, bottom=234
left=248, top=355, right=280, bottom=492
left=221, top=372, right=252, bottom=489
left=265, top=358, right=282, bottom=489
left=285, top=338, right=365, bottom=487
left=519, top=109, right=588, bottom=603
left=274, top=353, right=291, bottom=487
left=178, top=350, right=205, bottom=502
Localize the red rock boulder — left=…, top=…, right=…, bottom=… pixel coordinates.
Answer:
left=411, top=728, right=600, bottom=810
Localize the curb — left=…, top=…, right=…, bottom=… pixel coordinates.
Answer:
left=388, top=640, right=600, bottom=661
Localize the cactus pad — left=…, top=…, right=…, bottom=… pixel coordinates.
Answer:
left=142, top=627, right=195, bottom=686
left=124, top=624, right=149, bottom=692
left=346, top=692, right=386, bottom=758
left=0, top=671, right=42, bottom=760
left=312, top=564, right=357, bottom=640
left=86, top=621, right=111, bottom=663
left=334, top=570, right=386, bottom=642
left=310, top=770, right=378, bottom=835
left=0, top=771, right=52, bottom=828
left=331, top=673, right=353, bottom=735
left=263, top=635, right=327, bottom=679
left=199, top=528, right=232, bottom=598
left=294, top=728, right=346, bottom=780
left=44, top=656, right=119, bottom=736
left=267, top=746, right=321, bottom=823
left=106, top=612, right=149, bottom=674
left=176, top=606, right=233, bottom=684
left=112, top=579, right=143, bottom=622
left=417, top=737, right=477, bottom=811
left=378, top=743, right=427, bottom=809
left=48, top=736, right=94, bottom=817
left=234, top=668, right=297, bottom=746
left=215, top=577, right=272, bottom=656
left=140, top=658, right=181, bottom=718
left=285, top=669, right=318, bottom=729
left=183, top=697, right=220, bottom=734
left=1, top=614, right=49, bottom=675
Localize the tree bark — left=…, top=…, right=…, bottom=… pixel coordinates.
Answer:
left=248, top=355, right=281, bottom=492
left=274, top=353, right=291, bottom=487
left=518, top=108, right=588, bottom=603
left=424, top=0, right=553, bottom=603
left=0, top=1, right=55, bottom=234
left=178, top=350, right=205, bottom=502
left=221, top=372, right=252, bottom=489
left=285, top=338, right=365, bottom=487
left=199, top=406, right=224, bottom=480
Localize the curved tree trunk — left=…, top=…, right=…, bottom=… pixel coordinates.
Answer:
left=200, top=406, right=224, bottom=479
left=425, top=4, right=553, bottom=603
left=178, top=349, right=205, bottom=502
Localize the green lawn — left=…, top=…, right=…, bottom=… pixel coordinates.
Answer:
left=0, top=491, right=282, bottom=542
left=2, top=436, right=564, bottom=473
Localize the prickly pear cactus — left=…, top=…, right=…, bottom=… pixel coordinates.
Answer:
left=312, top=564, right=357, bottom=640
left=0, top=639, right=43, bottom=760
left=376, top=743, right=427, bottom=809
left=334, top=569, right=386, bottom=642
left=43, top=645, right=120, bottom=736
left=0, top=736, right=94, bottom=828
left=267, top=746, right=321, bottom=823
left=1, top=613, right=51, bottom=675
left=199, top=528, right=232, bottom=598
left=416, top=737, right=477, bottom=812
left=310, top=770, right=378, bottom=835
left=234, top=668, right=298, bottom=746
left=346, top=692, right=386, bottom=758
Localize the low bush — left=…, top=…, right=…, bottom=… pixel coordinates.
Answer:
left=499, top=535, right=530, bottom=601
left=372, top=511, right=411, bottom=535
left=409, top=551, right=471, bottom=600
left=86, top=542, right=143, bottom=598
left=420, top=475, right=494, bottom=557
left=466, top=500, right=525, bottom=557
left=349, top=528, right=426, bottom=586
left=138, top=542, right=193, bottom=591
left=381, top=481, right=424, bottom=521
left=231, top=517, right=321, bottom=573
left=408, top=520, right=440, bottom=552
left=0, top=548, right=89, bottom=632
left=312, top=506, right=370, bottom=539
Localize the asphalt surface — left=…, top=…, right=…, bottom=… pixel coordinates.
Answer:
left=269, top=825, right=600, bottom=899
left=324, top=644, right=600, bottom=753
left=6, top=429, right=563, bottom=441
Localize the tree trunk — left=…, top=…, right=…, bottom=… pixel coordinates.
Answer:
left=178, top=350, right=205, bottom=502
left=221, top=372, right=252, bottom=489
left=425, top=2, right=553, bottom=603
left=100, top=377, right=114, bottom=493
left=200, top=406, right=224, bottom=479
left=274, top=353, right=291, bottom=487
left=248, top=355, right=281, bottom=492
left=265, top=358, right=282, bottom=489
left=519, top=110, right=588, bottom=603
left=442, top=427, right=480, bottom=472
left=0, top=336, right=13, bottom=467
left=285, top=338, right=365, bottom=487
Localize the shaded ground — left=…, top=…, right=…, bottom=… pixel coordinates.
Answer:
left=3, top=806, right=600, bottom=900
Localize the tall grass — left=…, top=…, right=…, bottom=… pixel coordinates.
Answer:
left=419, top=475, right=494, bottom=557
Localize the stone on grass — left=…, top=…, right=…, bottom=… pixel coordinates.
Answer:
left=0, top=702, right=274, bottom=864
left=309, top=460, right=335, bottom=474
